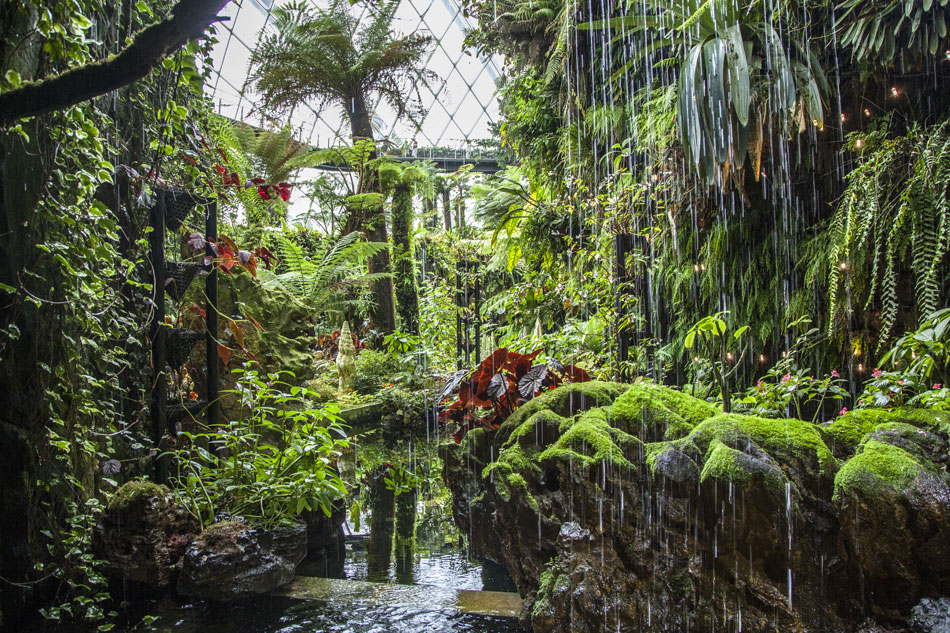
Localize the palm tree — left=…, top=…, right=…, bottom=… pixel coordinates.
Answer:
left=248, top=0, right=435, bottom=333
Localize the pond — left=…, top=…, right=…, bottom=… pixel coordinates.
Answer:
left=138, top=437, right=523, bottom=633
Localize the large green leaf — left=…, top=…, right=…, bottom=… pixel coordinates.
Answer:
left=724, top=24, right=751, bottom=126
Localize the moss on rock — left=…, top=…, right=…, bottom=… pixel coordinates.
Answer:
left=108, top=480, right=168, bottom=512
left=538, top=408, right=643, bottom=469
left=607, top=381, right=718, bottom=441
left=681, top=413, right=837, bottom=480
left=824, top=407, right=950, bottom=455
left=833, top=440, right=932, bottom=501
left=700, top=440, right=787, bottom=494
left=496, top=381, right=629, bottom=443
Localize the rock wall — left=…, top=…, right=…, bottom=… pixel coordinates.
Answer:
left=442, top=381, right=950, bottom=632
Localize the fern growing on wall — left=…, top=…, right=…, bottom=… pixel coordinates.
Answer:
left=826, top=118, right=950, bottom=349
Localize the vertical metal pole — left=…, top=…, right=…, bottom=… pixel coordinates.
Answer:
left=473, top=261, right=481, bottom=363
left=205, top=201, right=219, bottom=430
left=149, top=197, right=168, bottom=483
left=455, top=261, right=463, bottom=370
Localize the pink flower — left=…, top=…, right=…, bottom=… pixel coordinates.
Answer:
left=781, top=373, right=791, bottom=383
left=872, top=369, right=882, bottom=378
left=839, top=407, right=849, bottom=416
left=935, top=384, right=943, bottom=390
left=830, top=370, right=840, bottom=378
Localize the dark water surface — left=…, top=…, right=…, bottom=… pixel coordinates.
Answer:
left=142, top=596, right=524, bottom=633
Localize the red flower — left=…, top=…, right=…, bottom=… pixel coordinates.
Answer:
left=839, top=407, right=849, bottom=416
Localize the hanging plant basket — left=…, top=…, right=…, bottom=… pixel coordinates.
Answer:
left=164, top=261, right=203, bottom=303
left=166, top=399, right=208, bottom=424
left=166, top=328, right=205, bottom=370
left=154, top=187, right=211, bottom=231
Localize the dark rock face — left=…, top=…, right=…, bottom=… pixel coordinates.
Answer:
left=94, top=481, right=198, bottom=594
left=442, top=381, right=950, bottom=633
left=177, top=520, right=306, bottom=601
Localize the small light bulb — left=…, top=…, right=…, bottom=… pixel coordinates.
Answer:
left=855, top=139, right=863, bottom=148
left=840, top=113, right=846, bottom=122
left=694, top=357, right=700, bottom=363
left=890, top=86, right=899, bottom=97
left=759, top=354, right=766, bottom=363
left=782, top=351, right=788, bottom=358
left=694, top=264, right=700, bottom=272
left=858, top=363, right=864, bottom=372
left=700, top=264, right=706, bottom=271
left=840, top=262, right=847, bottom=270
left=864, top=108, right=871, bottom=116
left=726, top=353, right=733, bottom=361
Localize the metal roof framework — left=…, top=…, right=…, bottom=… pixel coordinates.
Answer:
left=207, top=0, right=503, bottom=150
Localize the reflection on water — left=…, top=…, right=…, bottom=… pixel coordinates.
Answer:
left=143, top=596, right=524, bottom=633
left=345, top=538, right=486, bottom=589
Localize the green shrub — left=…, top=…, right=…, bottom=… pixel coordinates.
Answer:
left=352, top=350, right=399, bottom=394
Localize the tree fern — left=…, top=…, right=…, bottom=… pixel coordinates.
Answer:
left=258, top=230, right=390, bottom=313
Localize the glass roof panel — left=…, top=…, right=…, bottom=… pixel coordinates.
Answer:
left=207, top=0, right=501, bottom=150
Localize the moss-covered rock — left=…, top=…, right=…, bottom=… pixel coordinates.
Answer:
left=607, top=381, right=718, bottom=441
left=108, top=480, right=168, bottom=512
left=823, top=407, right=950, bottom=457
left=538, top=408, right=644, bottom=469
left=496, top=381, right=629, bottom=443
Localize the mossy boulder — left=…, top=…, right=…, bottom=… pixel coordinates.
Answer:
left=94, top=480, right=198, bottom=594
left=444, top=379, right=950, bottom=633
left=177, top=519, right=305, bottom=601
left=833, top=418, right=950, bottom=607
left=607, top=381, right=718, bottom=441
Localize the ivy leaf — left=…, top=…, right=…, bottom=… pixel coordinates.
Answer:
left=187, top=233, right=206, bottom=251
left=99, top=459, right=121, bottom=476
left=518, top=364, right=549, bottom=399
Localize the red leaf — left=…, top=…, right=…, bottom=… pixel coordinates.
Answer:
left=217, top=344, right=232, bottom=365
left=258, top=186, right=271, bottom=201
left=561, top=365, right=592, bottom=383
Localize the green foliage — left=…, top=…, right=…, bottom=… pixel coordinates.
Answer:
left=581, top=0, right=827, bottom=182
left=166, top=366, right=350, bottom=527
left=352, top=349, right=400, bottom=394
left=881, top=307, right=950, bottom=387
left=685, top=313, right=750, bottom=412
left=248, top=0, right=435, bottom=128
left=826, top=119, right=950, bottom=348
left=260, top=229, right=389, bottom=313
left=837, top=0, right=950, bottom=65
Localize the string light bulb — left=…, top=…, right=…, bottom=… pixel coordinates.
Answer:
left=840, top=262, right=848, bottom=270
left=840, top=113, right=846, bottom=122
left=890, top=86, right=899, bottom=97
left=864, top=108, right=871, bottom=116
left=855, top=138, right=864, bottom=148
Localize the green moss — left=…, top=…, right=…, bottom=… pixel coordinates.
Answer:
left=700, top=440, right=787, bottom=493
left=496, top=381, right=629, bottom=443
left=506, top=472, right=540, bottom=511
left=644, top=441, right=671, bottom=473
left=108, top=480, right=168, bottom=511
left=538, top=408, right=643, bottom=469
left=682, top=413, right=837, bottom=479
left=607, top=381, right=718, bottom=441
left=833, top=439, right=931, bottom=501
left=504, top=409, right=567, bottom=448
left=824, top=407, right=950, bottom=454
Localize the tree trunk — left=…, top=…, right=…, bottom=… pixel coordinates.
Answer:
left=346, top=92, right=396, bottom=334
left=391, top=183, right=419, bottom=335
left=442, top=187, right=451, bottom=232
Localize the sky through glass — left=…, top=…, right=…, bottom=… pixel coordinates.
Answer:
left=207, top=0, right=502, bottom=150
